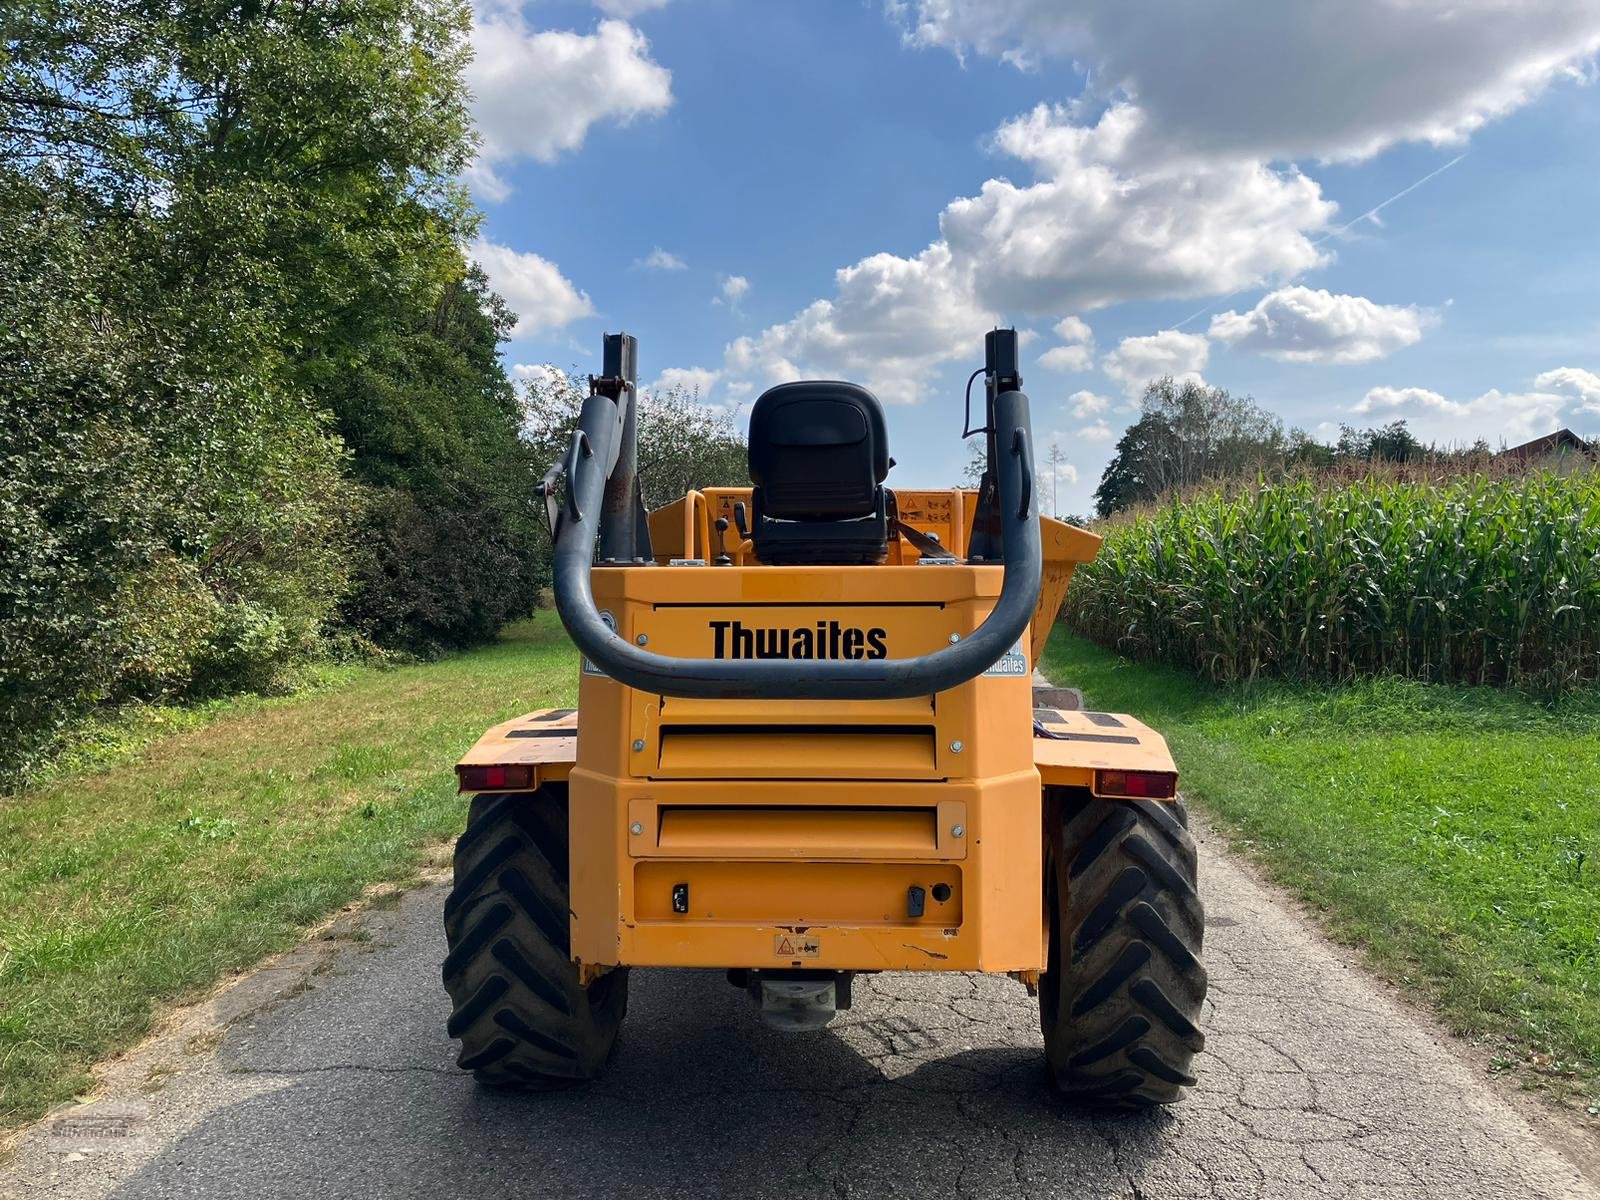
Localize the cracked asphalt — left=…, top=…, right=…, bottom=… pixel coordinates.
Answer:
left=5, top=816, right=1595, bottom=1200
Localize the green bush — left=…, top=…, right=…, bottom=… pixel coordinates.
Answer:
left=0, top=187, right=357, bottom=783
left=342, top=485, right=540, bottom=655
left=1065, top=471, right=1600, bottom=691
left=1, top=0, right=518, bottom=782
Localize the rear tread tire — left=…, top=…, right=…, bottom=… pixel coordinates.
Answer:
left=443, top=787, right=627, bottom=1089
left=1041, top=792, right=1206, bottom=1108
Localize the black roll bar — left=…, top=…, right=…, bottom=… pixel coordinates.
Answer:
left=546, top=332, right=1042, bottom=700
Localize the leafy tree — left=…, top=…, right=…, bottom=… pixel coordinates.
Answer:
left=337, top=268, right=545, bottom=652
left=1092, top=378, right=1288, bottom=516
left=1286, top=427, right=1336, bottom=469
left=0, top=0, right=503, bottom=777
left=961, top=440, right=986, bottom=487
left=1335, top=420, right=1425, bottom=463
left=523, top=373, right=749, bottom=513
left=521, top=372, right=749, bottom=584
left=1093, top=413, right=1171, bottom=517
left=0, top=175, right=354, bottom=779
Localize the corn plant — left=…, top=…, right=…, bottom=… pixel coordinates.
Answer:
left=1064, top=469, right=1600, bottom=692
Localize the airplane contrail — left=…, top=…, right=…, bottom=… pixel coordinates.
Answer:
left=1323, top=151, right=1468, bottom=242
left=1171, top=152, right=1468, bottom=331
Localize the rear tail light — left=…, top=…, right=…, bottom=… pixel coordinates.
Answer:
left=1094, top=768, right=1178, bottom=800
left=457, top=764, right=535, bottom=792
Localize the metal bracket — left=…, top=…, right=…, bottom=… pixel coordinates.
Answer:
left=588, top=374, right=634, bottom=400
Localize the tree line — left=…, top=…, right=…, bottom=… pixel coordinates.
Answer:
left=0, top=0, right=743, bottom=784
left=1091, top=377, right=1509, bottom=518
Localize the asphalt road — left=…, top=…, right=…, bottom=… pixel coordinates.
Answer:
left=6, top=817, right=1595, bottom=1200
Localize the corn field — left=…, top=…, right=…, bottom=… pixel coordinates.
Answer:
left=1063, top=470, right=1600, bottom=691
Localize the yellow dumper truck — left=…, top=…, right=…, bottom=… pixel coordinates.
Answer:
left=444, top=330, right=1205, bottom=1107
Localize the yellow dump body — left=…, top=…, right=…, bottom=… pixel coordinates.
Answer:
left=457, top=488, right=1176, bottom=978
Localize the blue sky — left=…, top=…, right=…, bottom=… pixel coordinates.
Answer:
left=467, top=0, right=1600, bottom=515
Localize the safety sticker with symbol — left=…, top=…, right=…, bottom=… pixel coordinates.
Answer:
left=774, top=933, right=821, bottom=958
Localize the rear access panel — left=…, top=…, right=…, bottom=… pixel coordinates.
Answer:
left=569, top=772, right=1044, bottom=973
left=568, top=564, right=1044, bottom=974
left=633, top=862, right=964, bottom=925
left=634, top=800, right=969, bottom=859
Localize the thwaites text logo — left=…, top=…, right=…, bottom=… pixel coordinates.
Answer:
left=709, top=619, right=888, bottom=660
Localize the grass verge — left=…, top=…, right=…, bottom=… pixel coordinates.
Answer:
left=0, top=615, right=576, bottom=1130
left=1043, top=627, right=1600, bottom=1105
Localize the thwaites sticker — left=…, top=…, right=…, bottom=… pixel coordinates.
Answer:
left=982, top=637, right=1029, bottom=677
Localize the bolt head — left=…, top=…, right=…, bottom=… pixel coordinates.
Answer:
left=629, top=822, right=644, bottom=835
left=951, top=824, right=965, bottom=838
left=950, top=740, right=964, bottom=753
left=636, top=633, right=649, bottom=646
left=632, top=738, right=646, bottom=752
left=948, top=633, right=961, bottom=644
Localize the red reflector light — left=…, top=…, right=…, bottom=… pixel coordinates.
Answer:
left=1094, top=769, right=1177, bottom=800
left=457, top=764, right=535, bottom=792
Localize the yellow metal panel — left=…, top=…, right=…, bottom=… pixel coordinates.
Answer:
left=1032, top=708, right=1178, bottom=788
left=455, top=708, right=578, bottom=791
left=655, top=727, right=938, bottom=779
left=450, top=487, right=1179, bottom=979
left=1032, top=517, right=1101, bottom=665
left=892, top=490, right=965, bottom=561
left=624, top=796, right=970, bottom=861
left=655, top=807, right=938, bottom=856
left=646, top=496, right=686, bottom=560
left=632, top=861, right=963, bottom=925
left=566, top=554, right=1050, bottom=973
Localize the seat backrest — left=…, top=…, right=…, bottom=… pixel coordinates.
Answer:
left=747, top=382, right=889, bottom=520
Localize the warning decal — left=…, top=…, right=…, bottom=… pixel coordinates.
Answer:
left=774, top=933, right=821, bottom=958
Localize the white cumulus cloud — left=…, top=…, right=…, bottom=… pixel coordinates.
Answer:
left=1353, top=375, right=1580, bottom=444
left=650, top=365, right=721, bottom=400
left=721, top=101, right=1331, bottom=405
left=1038, top=316, right=1095, bottom=372
left=946, top=104, right=1335, bottom=314
left=470, top=238, right=594, bottom=337
left=1209, top=286, right=1430, bottom=364
left=891, top=1, right=1600, bottom=163
left=466, top=13, right=672, bottom=201
left=1534, top=367, right=1600, bottom=413
left=635, top=247, right=686, bottom=271
left=1355, top=385, right=1463, bottom=416
left=717, top=274, right=750, bottom=307
left=511, top=362, right=571, bottom=390
left=1076, top=419, right=1115, bottom=443
left=1067, top=389, right=1110, bottom=418
left=723, top=243, right=996, bottom=405
left=1101, top=330, right=1210, bottom=397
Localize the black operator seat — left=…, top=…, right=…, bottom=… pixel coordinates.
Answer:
left=747, top=381, right=891, bottom=565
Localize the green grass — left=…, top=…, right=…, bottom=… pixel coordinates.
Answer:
left=0, top=616, right=576, bottom=1130
left=1043, top=627, right=1600, bottom=1101
left=7, top=610, right=1596, bottom=1127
